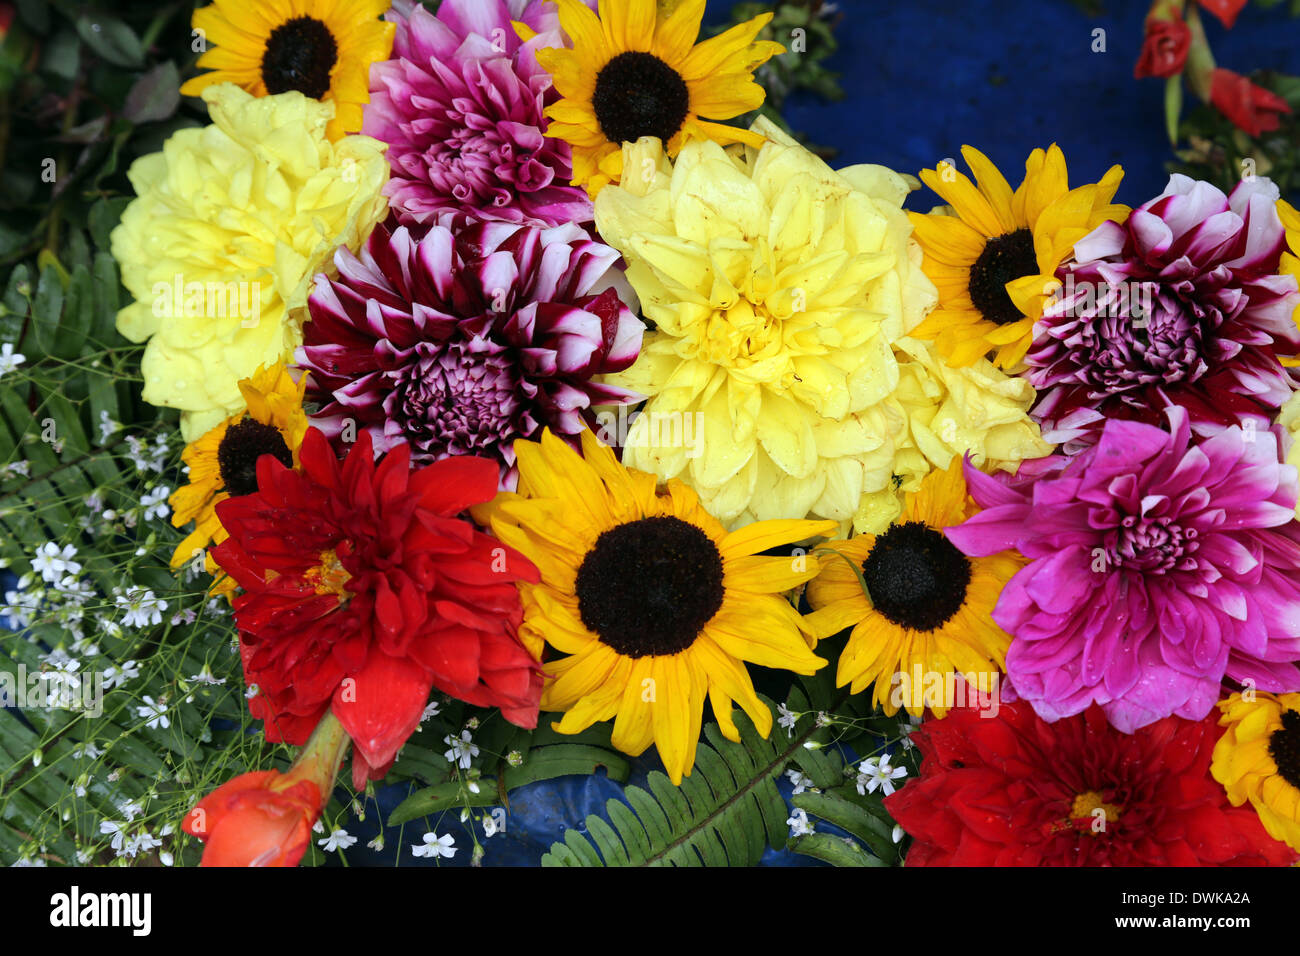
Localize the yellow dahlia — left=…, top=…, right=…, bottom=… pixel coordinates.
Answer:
left=804, top=461, right=1020, bottom=718
left=1213, top=691, right=1300, bottom=853
left=594, top=123, right=937, bottom=528
left=472, top=427, right=835, bottom=785
left=909, top=145, right=1127, bottom=370
left=181, top=0, right=394, bottom=140
left=530, top=0, right=782, bottom=196
left=111, top=83, right=388, bottom=442
left=169, top=363, right=309, bottom=597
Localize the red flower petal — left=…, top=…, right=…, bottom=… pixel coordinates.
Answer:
left=330, top=650, right=433, bottom=771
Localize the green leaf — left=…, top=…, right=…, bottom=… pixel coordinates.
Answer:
left=75, top=13, right=145, bottom=69
left=88, top=199, right=131, bottom=252
left=53, top=265, right=93, bottom=360
left=1165, top=75, right=1183, bottom=146
left=387, top=782, right=498, bottom=827
left=27, top=264, right=64, bottom=357
left=123, top=62, right=181, bottom=124
left=791, top=789, right=900, bottom=864
left=787, top=832, right=887, bottom=867
left=502, top=742, right=629, bottom=791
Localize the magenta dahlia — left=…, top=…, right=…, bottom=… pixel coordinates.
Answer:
left=946, top=406, right=1300, bottom=734
left=297, top=216, right=643, bottom=486
left=1028, top=174, right=1300, bottom=450
left=363, top=0, right=591, bottom=227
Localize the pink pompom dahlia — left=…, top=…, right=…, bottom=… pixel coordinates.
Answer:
left=946, top=406, right=1300, bottom=734
left=363, top=0, right=592, bottom=227
left=297, top=216, right=643, bottom=486
left=1028, top=175, right=1300, bottom=450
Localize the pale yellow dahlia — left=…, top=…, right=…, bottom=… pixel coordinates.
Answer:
left=850, top=336, right=1055, bottom=534
left=111, top=83, right=389, bottom=441
left=594, top=120, right=937, bottom=528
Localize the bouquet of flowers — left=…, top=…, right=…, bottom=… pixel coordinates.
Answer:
left=3, top=0, right=1300, bottom=869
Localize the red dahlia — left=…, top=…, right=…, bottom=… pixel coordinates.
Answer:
left=212, top=428, right=542, bottom=784
left=884, top=701, right=1296, bottom=866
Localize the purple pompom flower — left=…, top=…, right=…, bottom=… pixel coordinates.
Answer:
left=1028, top=174, right=1300, bottom=451
left=947, top=406, right=1300, bottom=734
left=298, top=216, right=644, bottom=486
left=363, top=0, right=592, bottom=228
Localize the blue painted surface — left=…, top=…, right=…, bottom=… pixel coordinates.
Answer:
left=749, top=0, right=1299, bottom=207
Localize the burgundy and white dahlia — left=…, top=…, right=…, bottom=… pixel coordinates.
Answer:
left=298, top=217, right=643, bottom=486
left=947, top=406, right=1300, bottom=735
left=363, top=0, right=591, bottom=228
left=1029, top=174, right=1300, bottom=450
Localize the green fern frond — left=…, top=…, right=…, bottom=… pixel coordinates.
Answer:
left=540, top=697, right=822, bottom=867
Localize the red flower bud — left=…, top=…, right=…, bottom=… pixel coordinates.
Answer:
left=1134, top=17, right=1192, bottom=79
left=183, top=712, right=350, bottom=866
left=1209, top=68, right=1292, bottom=137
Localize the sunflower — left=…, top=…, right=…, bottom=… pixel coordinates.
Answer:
left=180, top=0, right=395, bottom=140
left=527, top=0, right=783, bottom=197
left=472, top=427, right=836, bottom=784
left=169, top=363, right=309, bottom=596
left=908, top=145, right=1127, bottom=370
left=1212, top=691, right=1300, bottom=853
left=1280, top=198, right=1300, bottom=367
left=803, top=460, right=1020, bottom=717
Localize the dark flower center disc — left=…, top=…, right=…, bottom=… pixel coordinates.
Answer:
left=261, top=16, right=338, bottom=100
left=217, top=419, right=293, bottom=497
left=592, top=51, right=691, bottom=147
left=862, top=521, right=971, bottom=631
left=968, top=227, right=1037, bottom=326
left=1270, top=710, right=1300, bottom=790
left=575, top=515, right=725, bottom=657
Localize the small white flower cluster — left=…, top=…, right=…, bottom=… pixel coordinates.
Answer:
left=98, top=819, right=171, bottom=860
left=0, top=459, right=31, bottom=480
left=853, top=755, right=908, bottom=797
left=123, top=433, right=170, bottom=475
left=111, top=586, right=167, bottom=629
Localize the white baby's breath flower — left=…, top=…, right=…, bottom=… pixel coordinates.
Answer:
left=411, top=832, right=456, bottom=859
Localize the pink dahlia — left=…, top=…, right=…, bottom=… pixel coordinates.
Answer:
left=298, top=216, right=643, bottom=486
left=1029, top=174, right=1300, bottom=451
left=363, top=0, right=591, bottom=227
left=946, top=406, right=1300, bottom=733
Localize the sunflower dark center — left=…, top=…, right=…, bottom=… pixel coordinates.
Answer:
left=862, top=521, right=971, bottom=631
left=968, top=227, right=1037, bottom=326
left=592, top=51, right=691, bottom=147
left=1269, top=710, right=1300, bottom=790
left=217, top=419, right=293, bottom=497
left=575, top=516, right=724, bottom=658
left=261, top=16, right=337, bottom=99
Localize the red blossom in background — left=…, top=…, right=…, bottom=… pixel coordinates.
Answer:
left=212, top=427, right=543, bottom=787
left=1209, top=68, right=1292, bottom=136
